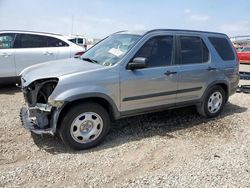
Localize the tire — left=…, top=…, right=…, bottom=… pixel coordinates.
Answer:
left=59, top=102, right=110, bottom=150
left=197, top=86, right=226, bottom=118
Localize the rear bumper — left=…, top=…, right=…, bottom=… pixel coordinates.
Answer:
left=20, top=106, right=54, bottom=135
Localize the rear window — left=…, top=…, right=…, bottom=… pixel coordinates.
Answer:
left=208, top=37, right=235, bottom=61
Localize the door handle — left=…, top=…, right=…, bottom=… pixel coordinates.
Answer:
left=0, top=53, right=12, bottom=57
left=43, top=51, right=53, bottom=56
left=207, top=67, right=217, bottom=71
left=164, top=71, right=177, bottom=76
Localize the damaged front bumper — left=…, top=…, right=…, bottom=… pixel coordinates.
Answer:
left=20, top=104, right=63, bottom=135
left=19, top=77, right=62, bottom=135
left=20, top=107, right=54, bottom=135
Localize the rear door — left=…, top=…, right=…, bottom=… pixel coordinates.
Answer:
left=14, top=34, right=58, bottom=75
left=47, top=36, right=71, bottom=59
left=176, top=35, right=217, bottom=103
left=0, top=33, right=16, bottom=77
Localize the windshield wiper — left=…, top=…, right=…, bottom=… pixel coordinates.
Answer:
left=82, top=57, right=99, bottom=64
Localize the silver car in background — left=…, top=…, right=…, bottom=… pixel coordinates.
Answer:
left=0, top=30, right=85, bottom=84
left=20, top=29, right=239, bottom=150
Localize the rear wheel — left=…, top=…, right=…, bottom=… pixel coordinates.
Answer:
left=59, top=102, right=110, bottom=150
left=197, top=86, right=226, bottom=118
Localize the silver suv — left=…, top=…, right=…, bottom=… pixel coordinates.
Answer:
left=0, top=30, right=84, bottom=84
left=20, top=29, right=239, bottom=150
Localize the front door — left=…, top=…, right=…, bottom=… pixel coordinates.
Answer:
left=120, top=35, right=179, bottom=113
left=0, top=33, right=16, bottom=78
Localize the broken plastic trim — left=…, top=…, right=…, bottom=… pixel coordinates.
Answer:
left=20, top=107, right=54, bottom=135
left=22, top=78, right=59, bottom=107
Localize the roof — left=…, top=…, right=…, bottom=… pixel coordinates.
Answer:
left=0, top=30, right=63, bottom=36
left=115, top=29, right=227, bottom=36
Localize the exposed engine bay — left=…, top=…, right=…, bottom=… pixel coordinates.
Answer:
left=20, top=78, right=59, bottom=132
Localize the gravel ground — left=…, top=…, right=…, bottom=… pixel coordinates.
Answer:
left=0, top=81, right=250, bottom=188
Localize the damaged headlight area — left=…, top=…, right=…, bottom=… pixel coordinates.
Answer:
left=20, top=78, right=60, bottom=135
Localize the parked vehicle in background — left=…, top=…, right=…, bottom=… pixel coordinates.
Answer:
left=20, top=29, right=239, bottom=150
left=235, top=47, right=243, bottom=52
left=0, top=30, right=85, bottom=84
left=66, top=34, right=87, bottom=51
left=237, top=46, right=250, bottom=63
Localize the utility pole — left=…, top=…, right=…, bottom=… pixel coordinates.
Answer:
left=71, top=15, right=74, bottom=35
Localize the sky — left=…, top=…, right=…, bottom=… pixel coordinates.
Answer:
left=0, top=0, right=250, bottom=39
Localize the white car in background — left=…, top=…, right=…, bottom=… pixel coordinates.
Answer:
left=0, top=30, right=85, bottom=84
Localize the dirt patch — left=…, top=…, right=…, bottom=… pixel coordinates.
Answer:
left=0, top=82, right=249, bottom=187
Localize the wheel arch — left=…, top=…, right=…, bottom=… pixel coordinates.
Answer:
left=202, top=80, right=229, bottom=102
left=55, top=93, right=120, bottom=131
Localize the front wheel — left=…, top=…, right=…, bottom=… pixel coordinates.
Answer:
left=197, top=86, right=226, bottom=118
left=59, top=102, right=110, bottom=150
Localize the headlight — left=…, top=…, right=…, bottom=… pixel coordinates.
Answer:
left=48, top=98, right=64, bottom=108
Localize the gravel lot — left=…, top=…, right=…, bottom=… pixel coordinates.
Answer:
left=0, top=80, right=250, bottom=188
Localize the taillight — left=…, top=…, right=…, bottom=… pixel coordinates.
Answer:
left=74, top=51, right=85, bottom=58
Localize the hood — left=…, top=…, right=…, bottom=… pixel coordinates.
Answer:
left=21, top=58, right=102, bottom=86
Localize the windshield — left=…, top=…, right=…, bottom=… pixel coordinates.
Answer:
left=81, top=34, right=141, bottom=66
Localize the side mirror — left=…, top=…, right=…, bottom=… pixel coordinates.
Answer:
left=127, top=57, right=148, bottom=70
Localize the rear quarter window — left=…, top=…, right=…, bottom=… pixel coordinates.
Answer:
left=47, top=37, right=69, bottom=47
left=208, top=37, right=235, bottom=61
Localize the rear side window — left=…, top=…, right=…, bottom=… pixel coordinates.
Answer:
left=16, top=34, right=69, bottom=48
left=0, top=34, right=15, bottom=49
left=135, top=36, right=174, bottom=67
left=179, top=36, right=209, bottom=64
left=47, top=37, right=69, bottom=47
left=208, top=37, right=235, bottom=61
left=18, top=34, right=48, bottom=48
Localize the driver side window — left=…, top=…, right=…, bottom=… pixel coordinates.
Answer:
left=134, top=35, right=174, bottom=68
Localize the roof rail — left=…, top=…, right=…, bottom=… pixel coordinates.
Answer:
left=111, top=30, right=128, bottom=35
left=144, top=29, right=226, bottom=36
left=0, top=30, right=63, bottom=36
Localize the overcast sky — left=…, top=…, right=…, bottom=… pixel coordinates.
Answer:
left=0, top=0, right=250, bottom=38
